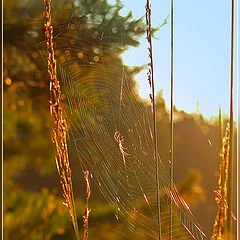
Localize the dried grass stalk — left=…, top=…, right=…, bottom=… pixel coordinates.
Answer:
left=146, top=1, right=162, bottom=239
left=83, top=171, right=91, bottom=240
left=211, top=121, right=230, bottom=240
left=43, top=1, right=80, bottom=239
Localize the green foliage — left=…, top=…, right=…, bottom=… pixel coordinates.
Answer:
left=4, top=189, right=68, bottom=240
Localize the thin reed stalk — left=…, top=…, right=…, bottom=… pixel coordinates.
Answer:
left=169, top=0, right=174, bottom=239
left=146, top=1, right=162, bottom=239
left=226, top=0, right=234, bottom=239
left=43, top=1, right=80, bottom=239
left=83, top=171, right=91, bottom=240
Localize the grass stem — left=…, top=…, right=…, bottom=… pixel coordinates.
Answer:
left=43, top=1, right=80, bottom=239
left=146, top=1, right=162, bottom=239
left=83, top=171, right=91, bottom=240
left=169, top=0, right=174, bottom=239
left=226, top=0, right=234, bottom=238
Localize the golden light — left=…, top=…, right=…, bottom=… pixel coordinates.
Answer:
left=32, top=52, right=38, bottom=59
left=78, top=52, right=83, bottom=58
left=73, top=62, right=78, bottom=67
left=70, top=40, right=75, bottom=45
left=10, top=104, right=16, bottom=111
left=70, top=24, right=75, bottom=30
left=5, top=78, right=12, bottom=85
left=60, top=56, right=65, bottom=62
left=93, top=56, right=99, bottom=62
left=19, top=81, right=24, bottom=87
left=18, top=100, right=24, bottom=106
left=39, top=82, right=45, bottom=88
left=66, top=3, right=72, bottom=9
left=65, top=50, right=70, bottom=55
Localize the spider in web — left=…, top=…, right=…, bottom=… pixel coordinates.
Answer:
left=114, top=131, right=130, bottom=167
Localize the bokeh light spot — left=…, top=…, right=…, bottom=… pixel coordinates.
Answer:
left=18, top=100, right=24, bottom=106
left=19, top=81, right=25, bottom=87
left=78, top=52, right=83, bottom=58
left=70, top=24, right=75, bottom=30
left=5, top=78, right=12, bottom=85
left=94, top=56, right=100, bottom=62
left=32, top=52, right=38, bottom=59
left=65, top=50, right=70, bottom=55
left=10, top=105, right=16, bottom=111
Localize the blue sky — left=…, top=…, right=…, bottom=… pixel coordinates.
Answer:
left=109, top=0, right=238, bottom=121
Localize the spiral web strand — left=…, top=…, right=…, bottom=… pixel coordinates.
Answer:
left=38, top=3, right=206, bottom=239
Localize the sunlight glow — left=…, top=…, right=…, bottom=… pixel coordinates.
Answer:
left=120, top=0, right=238, bottom=121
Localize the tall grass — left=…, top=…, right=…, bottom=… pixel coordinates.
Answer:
left=145, top=1, right=162, bottom=239
left=211, top=111, right=229, bottom=240
left=212, top=111, right=237, bottom=239
left=43, top=1, right=80, bottom=239
left=226, top=0, right=235, bottom=239
left=169, top=0, right=174, bottom=239
left=83, top=171, right=91, bottom=240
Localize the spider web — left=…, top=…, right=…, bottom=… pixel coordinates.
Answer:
left=38, top=2, right=207, bottom=239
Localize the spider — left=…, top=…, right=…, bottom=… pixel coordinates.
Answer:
left=114, top=131, right=129, bottom=166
